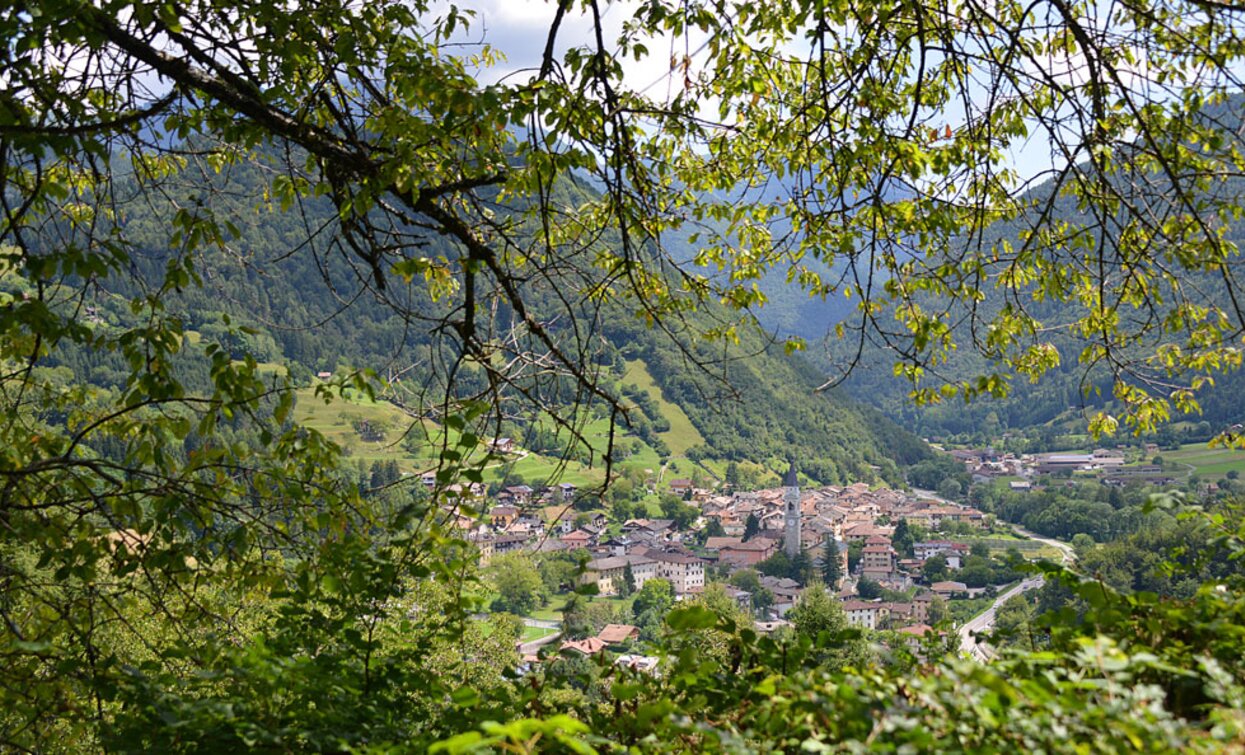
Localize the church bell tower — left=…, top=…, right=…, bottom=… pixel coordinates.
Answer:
left=783, top=460, right=801, bottom=558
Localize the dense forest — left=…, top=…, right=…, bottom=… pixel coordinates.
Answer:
left=25, top=152, right=927, bottom=486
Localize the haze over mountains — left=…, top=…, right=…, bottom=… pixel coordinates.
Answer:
left=744, top=97, right=1245, bottom=444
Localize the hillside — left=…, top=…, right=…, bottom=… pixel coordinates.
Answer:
left=748, top=99, right=1245, bottom=448
left=40, top=151, right=928, bottom=489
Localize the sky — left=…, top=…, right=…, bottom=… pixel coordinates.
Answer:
left=445, top=0, right=712, bottom=104
left=447, top=0, right=1068, bottom=184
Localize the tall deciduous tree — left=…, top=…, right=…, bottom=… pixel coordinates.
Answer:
left=892, top=519, right=915, bottom=559
left=788, top=583, right=873, bottom=671
left=490, top=553, right=547, bottom=616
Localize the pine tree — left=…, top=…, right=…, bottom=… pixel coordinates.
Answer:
left=621, top=562, right=636, bottom=597
left=792, top=549, right=814, bottom=585
left=743, top=512, right=760, bottom=541
left=822, top=538, right=842, bottom=588
left=893, top=518, right=914, bottom=558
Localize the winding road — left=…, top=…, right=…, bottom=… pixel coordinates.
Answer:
left=912, top=487, right=1078, bottom=660
left=957, top=577, right=1045, bottom=661
left=956, top=525, right=1075, bottom=660
left=518, top=630, right=562, bottom=655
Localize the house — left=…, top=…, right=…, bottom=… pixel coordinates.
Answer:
left=614, top=654, right=660, bottom=674
left=860, top=567, right=897, bottom=585
left=843, top=523, right=895, bottom=542
left=492, top=533, right=531, bottom=555
left=703, top=536, right=740, bottom=552
left=529, top=538, right=568, bottom=555
left=646, top=549, right=705, bottom=594
left=582, top=556, right=629, bottom=595
left=712, top=537, right=778, bottom=567
left=489, top=505, right=518, bottom=529
left=580, top=524, right=607, bottom=545
left=922, top=506, right=986, bottom=529
left=560, top=637, right=608, bottom=656
left=448, top=482, right=488, bottom=502
left=514, top=510, right=544, bottom=528
left=914, top=541, right=970, bottom=568
left=586, top=512, right=609, bottom=529
left=490, top=437, right=516, bottom=454
left=842, top=599, right=880, bottom=630
left=880, top=602, right=917, bottom=628
left=760, top=510, right=786, bottom=531
left=558, top=482, right=577, bottom=502
left=470, top=534, right=495, bottom=566
left=722, top=585, right=753, bottom=611
left=600, top=537, right=632, bottom=557
left=598, top=624, right=641, bottom=645
left=912, top=591, right=935, bottom=622
left=1033, top=453, right=1096, bottom=474
left=561, top=529, right=593, bottom=549
left=623, top=519, right=676, bottom=545
left=897, top=623, right=938, bottom=652
left=759, top=576, right=803, bottom=617
left=669, top=478, right=694, bottom=495
left=621, top=554, right=657, bottom=589
left=862, top=543, right=896, bottom=572
left=930, top=581, right=968, bottom=598
left=504, top=485, right=533, bottom=505
left=582, top=553, right=658, bottom=595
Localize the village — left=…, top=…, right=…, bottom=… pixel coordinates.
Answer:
left=949, top=444, right=1182, bottom=488
left=431, top=458, right=1040, bottom=667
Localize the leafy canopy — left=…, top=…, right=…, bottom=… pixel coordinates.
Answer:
left=4, top=0, right=1245, bottom=750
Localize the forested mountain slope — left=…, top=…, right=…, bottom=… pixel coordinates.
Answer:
left=37, top=153, right=927, bottom=484
left=748, top=98, right=1245, bottom=444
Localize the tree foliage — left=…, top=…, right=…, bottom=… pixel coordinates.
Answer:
left=822, top=538, right=842, bottom=588
left=5, top=0, right=1245, bottom=748
left=490, top=553, right=547, bottom=616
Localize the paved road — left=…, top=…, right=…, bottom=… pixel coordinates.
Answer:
left=958, top=576, right=1045, bottom=661
left=908, top=488, right=1079, bottom=658
left=471, top=613, right=561, bottom=630
left=518, top=631, right=562, bottom=656
left=1010, top=524, right=1076, bottom=565
left=523, top=617, right=561, bottom=630
left=956, top=526, right=1076, bottom=660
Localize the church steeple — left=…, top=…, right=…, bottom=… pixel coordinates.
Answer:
left=783, top=460, right=798, bottom=488
left=783, top=460, right=801, bottom=557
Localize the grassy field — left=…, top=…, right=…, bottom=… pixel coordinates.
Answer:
left=236, top=359, right=288, bottom=378
left=1165, top=443, right=1245, bottom=479
left=488, top=453, right=606, bottom=488
left=962, top=537, right=1064, bottom=560
left=521, top=625, right=556, bottom=642
left=286, top=357, right=758, bottom=494
left=527, top=593, right=636, bottom=623
left=293, top=387, right=428, bottom=470
left=293, top=386, right=613, bottom=484
left=623, top=359, right=705, bottom=455
left=528, top=602, right=565, bottom=623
